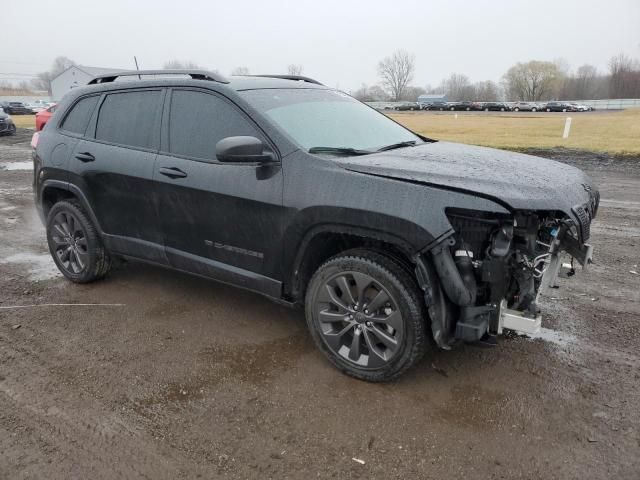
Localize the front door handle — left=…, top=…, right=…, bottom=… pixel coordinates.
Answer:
left=159, top=166, right=188, bottom=179
left=75, top=152, right=95, bottom=162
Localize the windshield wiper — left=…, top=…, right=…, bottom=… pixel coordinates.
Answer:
left=376, top=140, right=417, bottom=152
left=308, top=146, right=373, bottom=156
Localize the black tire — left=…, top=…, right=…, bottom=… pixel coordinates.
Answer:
left=546, top=108, right=551, bottom=112
left=531, top=108, right=537, bottom=112
left=484, top=107, right=489, bottom=111
left=305, top=249, right=427, bottom=382
left=514, top=107, right=519, bottom=112
left=9, top=125, right=16, bottom=135
left=46, top=200, right=111, bottom=283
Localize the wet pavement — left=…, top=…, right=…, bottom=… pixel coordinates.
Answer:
left=1, top=129, right=639, bottom=479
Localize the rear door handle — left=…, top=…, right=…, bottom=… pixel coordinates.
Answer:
left=75, top=152, right=95, bottom=162
left=159, top=166, right=188, bottom=179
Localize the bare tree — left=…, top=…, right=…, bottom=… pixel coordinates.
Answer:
left=163, top=60, right=203, bottom=70
left=378, top=50, right=415, bottom=101
left=608, top=53, right=640, bottom=98
left=502, top=61, right=563, bottom=101
left=440, top=73, right=475, bottom=101
left=231, top=66, right=250, bottom=76
left=31, top=56, right=76, bottom=95
left=473, top=80, right=501, bottom=101
left=287, top=64, right=303, bottom=76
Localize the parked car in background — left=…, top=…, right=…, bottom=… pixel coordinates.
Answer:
left=393, top=102, right=420, bottom=111
left=426, top=101, right=448, bottom=110
left=26, top=103, right=46, bottom=114
left=447, top=101, right=478, bottom=111
left=0, top=109, right=16, bottom=135
left=35, top=103, right=57, bottom=131
left=545, top=102, right=577, bottom=112
left=482, top=102, right=512, bottom=111
left=512, top=102, right=540, bottom=112
left=0, top=101, right=33, bottom=115
left=571, top=103, right=593, bottom=112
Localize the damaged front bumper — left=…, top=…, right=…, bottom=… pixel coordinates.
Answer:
left=415, top=214, right=595, bottom=347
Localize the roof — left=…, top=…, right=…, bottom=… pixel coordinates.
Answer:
left=83, top=72, right=328, bottom=91
left=76, top=65, right=125, bottom=76
left=51, top=65, right=127, bottom=82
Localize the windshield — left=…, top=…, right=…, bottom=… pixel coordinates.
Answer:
left=240, top=88, right=421, bottom=152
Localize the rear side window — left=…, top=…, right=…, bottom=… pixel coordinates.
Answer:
left=61, top=96, right=99, bottom=135
left=96, top=90, right=161, bottom=149
left=168, top=90, right=262, bottom=160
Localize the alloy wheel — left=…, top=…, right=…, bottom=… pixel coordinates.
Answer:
left=50, top=211, right=89, bottom=274
left=314, top=271, right=403, bottom=368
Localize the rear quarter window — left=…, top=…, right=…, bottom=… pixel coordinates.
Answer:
left=61, top=96, right=99, bottom=135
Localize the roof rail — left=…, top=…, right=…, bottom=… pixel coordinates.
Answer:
left=244, top=74, right=324, bottom=86
left=87, top=69, right=230, bottom=85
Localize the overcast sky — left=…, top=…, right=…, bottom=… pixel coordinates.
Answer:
left=4, top=0, right=640, bottom=90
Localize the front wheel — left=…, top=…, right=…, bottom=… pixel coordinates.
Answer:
left=531, top=108, right=537, bottom=112
left=546, top=108, right=551, bottom=112
left=46, top=200, right=111, bottom=283
left=305, top=250, right=427, bottom=382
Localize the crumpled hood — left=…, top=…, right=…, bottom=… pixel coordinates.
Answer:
left=340, top=141, right=595, bottom=213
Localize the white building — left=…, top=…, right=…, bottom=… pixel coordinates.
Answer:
left=50, top=65, right=125, bottom=101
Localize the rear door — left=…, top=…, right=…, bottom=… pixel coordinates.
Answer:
left=69, top=88, right=166, bottom=262
left=154, top=88, right=285, bottom=296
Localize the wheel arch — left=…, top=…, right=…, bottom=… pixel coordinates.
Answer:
left=40, top=181, right=104, bottom=234
left=285, top=223, right=419, bottom=303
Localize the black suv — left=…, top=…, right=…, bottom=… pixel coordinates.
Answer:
left=545, top=101, right=577, bottom=112
left=482, top=102, right=511, bottom=111
left=0, top=101, right=33, bottom=115
left=33, top=70, right=598, bottom=381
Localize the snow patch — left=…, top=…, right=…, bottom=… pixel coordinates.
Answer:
left=2, top=161, right=33, bottom=171
left=1, top=252, right=61, bottom=280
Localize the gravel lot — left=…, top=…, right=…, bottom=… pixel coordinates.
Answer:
left=1, top=129, right=639, bottom=479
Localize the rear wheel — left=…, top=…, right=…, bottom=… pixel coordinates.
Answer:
left=514, top=107, right=520, bottom=111
left=484, top=107, right=489, bottom=111
left=305, top=250, right=427, bottom=382
left=531, top=107, right=537, bottom=112
left=546, top=108, right=551, bottom=112
left=46, top=200, right=111, bottom=283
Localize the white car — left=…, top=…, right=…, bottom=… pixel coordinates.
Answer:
left=572, top=103, right=593, bottom=112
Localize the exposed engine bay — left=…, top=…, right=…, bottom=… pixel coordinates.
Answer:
left=417, top=196, right=599, bottom=348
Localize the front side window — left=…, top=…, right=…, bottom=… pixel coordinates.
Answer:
left=61, top=95, right=99, bottom=135
left=95, top=90, right=161, bottom=149
left=168, top=90, right=262, bottom=160
left=240, top=88, right=421, bottom=152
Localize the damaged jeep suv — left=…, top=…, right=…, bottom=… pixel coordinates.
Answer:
left=33, top=70, right=598, bottom=381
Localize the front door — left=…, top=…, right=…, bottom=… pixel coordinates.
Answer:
left=154, top=88, right=285, bottom=296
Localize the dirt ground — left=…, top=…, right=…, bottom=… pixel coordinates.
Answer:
left=1, top=128, right=639, bottom=479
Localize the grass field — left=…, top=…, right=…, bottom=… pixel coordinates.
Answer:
left=9, top=108, right=640, bottom=155
left=11, top=115, right=36, bottom=129
left=389, top=108, right=640, bottom=155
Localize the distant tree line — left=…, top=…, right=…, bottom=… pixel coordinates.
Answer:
left=8, top=53, right=640, bottom=102
left=352, top=50, right=640, bottom=102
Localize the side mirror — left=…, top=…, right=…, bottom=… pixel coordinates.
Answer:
left=216, top=136, right=274, bottom=163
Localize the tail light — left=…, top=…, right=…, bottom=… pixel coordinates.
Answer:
left=30, top=131, right=39, bottom=149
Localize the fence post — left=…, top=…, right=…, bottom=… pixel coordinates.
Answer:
left=562, top=117, right=572, bottom=139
